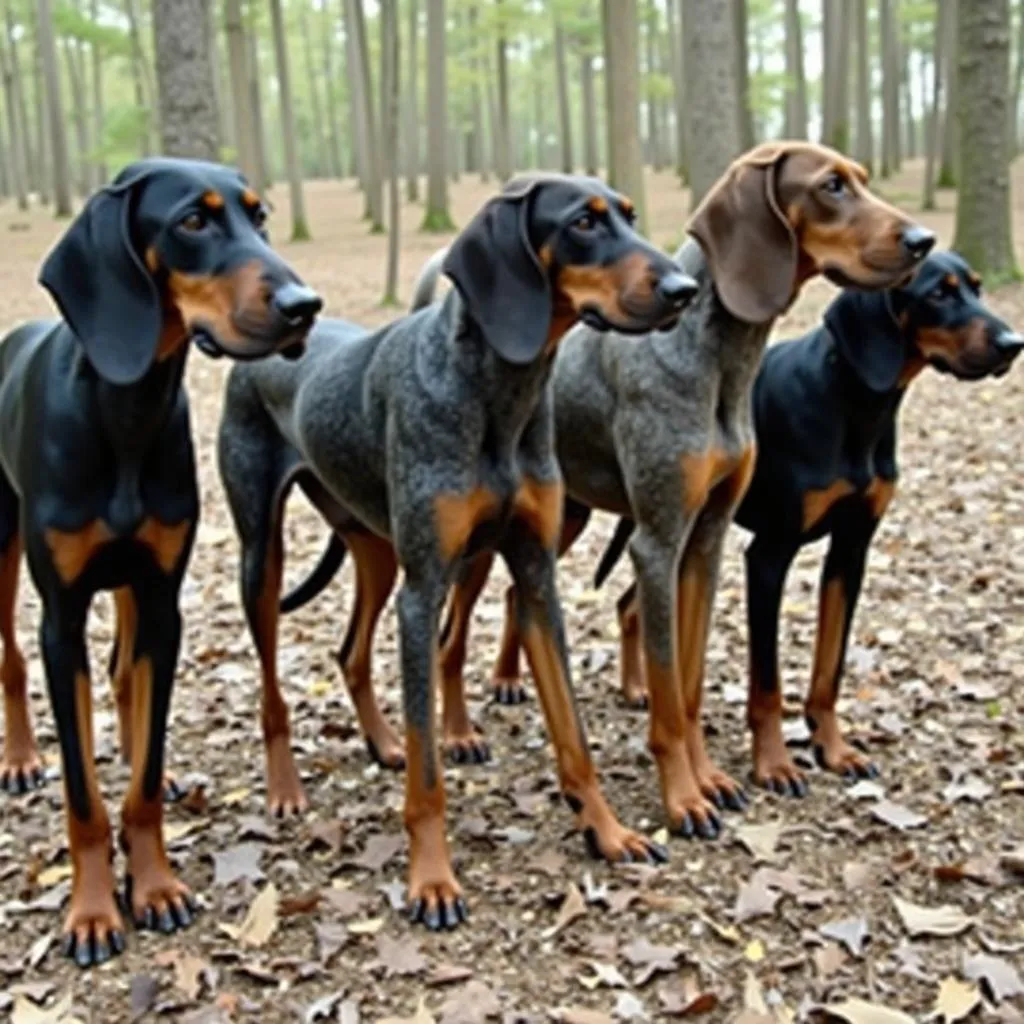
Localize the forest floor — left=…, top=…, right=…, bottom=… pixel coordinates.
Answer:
left=0, top=160, right=1023, bottom=1024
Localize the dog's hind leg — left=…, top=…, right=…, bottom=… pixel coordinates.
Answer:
left=0, top=473, right=43, bottom=794
left=614, top=583, right=647, bottom=710
left=335, top=529, right=405, bottom=770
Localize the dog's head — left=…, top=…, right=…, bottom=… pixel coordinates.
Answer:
left=826, top=250, right=1024, bottom=391
left=688, top=141, right=935, bottom=324
left=39, top=158, right=321, bottom=385
left=442, top=174, right=698, bottom=364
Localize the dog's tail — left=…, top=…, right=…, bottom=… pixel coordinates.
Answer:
left=593, top=517, right=636, bottom=589
left=280, top=533, right=348, bottom=613
left=409, top=248, right=449, bottom=313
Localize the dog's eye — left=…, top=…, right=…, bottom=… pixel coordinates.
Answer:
left=251, top=206, right=268, bottom=229
left=820, top=173, right=847, bottom=197
left=180, top=211, right=208, bottom=233
left=930, top=286, right=948, bottom=301
left=620, top=207, right=637, bottom=225
left=574, top=213, right=597, bottom=232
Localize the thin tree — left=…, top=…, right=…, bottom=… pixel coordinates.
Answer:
left=0, top=23, right=26, bottom=208
left=347, top=0, right=383, bottom=230
left=225, top=0, right=258, bottom=183
left=247, top=26, right=270, bottom=191
left=62, top=30, right=90, bottom=194
left=90, top=0, right=106, bottom=183
left=854, top=0, right=872, bottom=172
left=124, top=0, right=156, bottom=154
left=554, top=15, right=574, bottom=172
left=602, top=0, right=646, bottom=228
left=404, top=0, right=420, bottom=198
left=938, top=0, right=959, bottom=187
left=153, top=0, right=219, bottom=161
left=879, top=0, right=897, bottom=176
left=732, top=0, right=753, bottom=148
left=666, top=0, right=686, bottom=182
left=33, top=20, right=50, bottom=205
left=269, top=0, right=309, bottom=239
left=468, top=3, right=488, bottom=181
left=645, top=0, right=662, bottom=169
left=381, top=0, right=401, bottom=304
left=5, top=5, right=35, bottom=190
left=36, top=0, right=71, bottom=215
left=783, top=0, right=807, bottom=138
left=495, top=0, right=512, bottom=182
left=299, top=1, right=327, bottom=178
left=320, top=2, right=344, bottom=177
left=422, top=0, right=454, bottom=230
left=922, top=0, right=944, bottom=210
left=953, top=0, right=1017, bottom=281
left=1011, top=0, right=1024, bottom=152
left=823, top=0, right=850, bottom=151
left=683, top=0, right=741, bottom=209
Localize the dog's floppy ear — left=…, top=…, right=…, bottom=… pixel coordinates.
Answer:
left=38, top=169, right=162, bottom=386
left=824, top=288, right=908, bottom=393
left=687, top=145, right=796, bottom=324
left=442, top=178, right=549, bottom=364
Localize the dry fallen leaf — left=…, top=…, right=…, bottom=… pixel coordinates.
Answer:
left=130, top=976, right=160, bottom=1022
left=814, top=943, right=847, bottom=980
left=355, top=834, right=405, bottom=872
left=557, top=1010, right=615, bottom=1024
left=657, top=972, right=718, bottom=1017
left=370, top=934, right=428, bottom=979
left=174, top=953, right=213, bottom=1000
left=612, top=992, right=646, bottom=1021
left=437, top=980, right=501, bottom=1024
left=11, top=993, right=78, bottom=1024
left=734, top=870, right=782, bottom=923
left=933, top=977, right=981, bottom=1023
left=377, top=998, right=436, bottom=1024
left=542, top=882, right=587, bottom=939
left=892, top=896, right=973, bottom=938
left=962, top=952, right=1024, bottom=1002
left=871, top=800, right=928, bottom=830
left=579, top=962, right=629, bottom=990
left=822, top=997, right=916, bottom=1024
left=819, top=917, right=870, bottom=957
left=734, top=823, right=784, bottom=863
left=212, top=843, right=265, bottom=887
left=230, top=882, right=280, bottom=948
left=621, top=937, right=681, bottom=985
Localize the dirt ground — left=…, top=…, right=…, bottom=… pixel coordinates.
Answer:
left=1, top=161, right=1023, bottom=1024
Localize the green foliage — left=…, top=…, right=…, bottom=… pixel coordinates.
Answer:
left=291, top=216, right=312, bottom=242
left=53, top=2, right=131, bottom=56
left=421, top=206, right=456, bottom=232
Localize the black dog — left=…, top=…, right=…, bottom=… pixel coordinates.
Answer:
left=0, top=158, right=320, bottom=966
left=218, top=174, right=696, bottom=930
left=594, top=250, right=1022, bottom=793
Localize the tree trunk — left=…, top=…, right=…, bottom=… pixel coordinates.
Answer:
left=495, top=0, right=512, bottom=182
left=553, top=17, right=573, bottom=172
left=732, top=0, right=753, bottom=148
left=823, top=0, right=850, bottom=151
left=247, top=27, right=270, bottom=191
left=5, top=6, right=35, bottom=191
left=33, top=22, right=50, bottom=205
left=645, top=0, right=661, bottom=170
left=468, top=3, right=487, bottom=181
left=821, top=0, right=834, bottom=140
left=342, top=0, right=367, bottom=187
left=1011, top=0, right=1024, bottom=152
left=403, top=0, right=420, bottom=196
left=348, top=0, right=383, bottom=229
left=381, top=0, right=400, bottom=304
left=602, top=0, right=646, bottom=228
left=320, top=1, right=344, bottom=177
left=953, top=0, right=1016, bottom=281
left=208, top=0, right=227, bottom=155
left=36, top=0, right=70, bottom=215
left=683, top=0, right=741, bottom=209
left=269, top=0, right=309, bottom=239
left=580, top=51, right=599, bottom=175
left=938, top=0, right=959, bottom=186
left=153, top=0, right=218, bottom=161
left=483, top=51, right=497, bottom=181
left=923, top=0, right=944, bottom=210
left=880, top=0, right=896, bottom=176
left=783, top=0, right=808, bottom=138
left=854, top=0, right=872, bottom=172
left=0, top=27, right=26, bottom=208
left=225, top=0, right=257, bottom=182
left=124, top=0, right=157, bottom=154
left=299, top=0, right=327, bottom=178
left=901, top=17, right=916, bottom=159
left=532, top=61, right=544, bottom=168
left=422, top=0, right=452, bottom=230
left=90, top=0, right=107, bottom=183
left=666, top=0, right=687, bottom=182
left=62, top=35, right=90, bottom=194
left=891, top=1, right=902, bottom=167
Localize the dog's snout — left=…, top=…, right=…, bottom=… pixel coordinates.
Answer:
left=272, top=282, right=323, bottom=324
left=993, top=329, right=1024, bottom=354
left=900, top=225, right=936, bottom=260
left=656, top=271, right=699, bottom=309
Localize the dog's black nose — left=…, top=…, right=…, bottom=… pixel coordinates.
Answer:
left=657, top=271, right=700, bottom=308
left=994, top=329, right=1024, bottom=354
left=273, top=283, right=323, bottom=323
left=900, top=225, right=936, bottom=260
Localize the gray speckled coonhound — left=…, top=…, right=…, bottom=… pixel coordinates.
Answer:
left=217, top=173, right=698, bottom=930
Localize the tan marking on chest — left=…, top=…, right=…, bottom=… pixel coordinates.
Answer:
left=134, top=518, right=192, bottom=573
left=45, top=521, right=115, bottom=584
left=433, top=488, right=501, bottom=563
left=802, top=480, right=856, bottom=532
left=513, top=478, right=565, bottom=550
left=681, top=445, right=756, bottom=513
left=865, top=477, right=896, bottom=519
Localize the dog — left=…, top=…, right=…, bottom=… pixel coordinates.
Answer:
left=593, top=249, right=1023, bottom=796
left=0, top=158, right=321, bottom=966
left=398, top=142, right=936, bottom=841
left=217, top=173, right=697, bottom=930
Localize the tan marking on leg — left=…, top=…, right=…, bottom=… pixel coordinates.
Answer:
left=748, top=661, right=804, bottom=789
left=134, top=518, right=191, bottom=574
left=338, top=531, right=403, bottom=768
left=617, top=586, right=646, bottom=707
left=44, top=520, right=113, bottom=585
left=680, top=446, right=755, bottom=516
left=433, top=487, right=500, bottom=563
left=865, top=477, right=896, bottom=519
left=512, top=478, right=564, bottom=552
left=802, top=480, right=855, bottom=532
left=0, top=535, right=40, bottom=785
left=120, top=657, right=191, bottom=923
left=110, top=588, right=138, bottom=763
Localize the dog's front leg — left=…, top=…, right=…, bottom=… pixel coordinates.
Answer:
left=501, top=517, right=666, bottom=865
left=397, top=569, right=467, bottom=930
